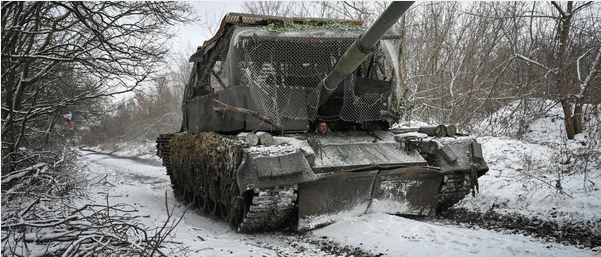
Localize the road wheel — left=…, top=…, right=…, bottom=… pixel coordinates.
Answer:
left=208, top=194, right=219, bottom=215
left=231, top=196, right=247, bottom=229
left=219, top=202, right=229, bottom=221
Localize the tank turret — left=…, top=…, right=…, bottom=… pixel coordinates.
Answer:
left=317, top=1, right=413, bottom=106
left=179, top=2, right=417, bottom=134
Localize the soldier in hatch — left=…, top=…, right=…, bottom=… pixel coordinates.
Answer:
left=316, top=121, right=330, bottom=135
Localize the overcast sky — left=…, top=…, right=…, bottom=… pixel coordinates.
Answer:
left=170, top=1, right=245, bottom=56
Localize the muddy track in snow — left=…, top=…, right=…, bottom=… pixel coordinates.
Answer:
left=414, top=208, right=601, bottom=251
left=303, top=236, right=383, bottom=257
left=181, top=199, right=381, bottom=256
left=249, top=206, right=601, bottom=257
left=275, top=208, right=601, bottom=256
left=80, top=149, right=599, bottom=253
left=246, top=231, right=382, bottom=257
left=79, top=147, right=162, bottom=166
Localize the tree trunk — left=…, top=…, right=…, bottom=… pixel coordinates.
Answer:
left=44, top=111, right=60, bottom=145
left=560, top=98, right=576, bottom=139
left=553, top=1, right=575, bottom=139
left=573, top=102, right=583, bottom=135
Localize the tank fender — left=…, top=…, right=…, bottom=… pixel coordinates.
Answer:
left=471, top=141, right=489, bottom=177
left=236, top=145, right=316, bottom=194
left=421, top=138, right=489, bottom=176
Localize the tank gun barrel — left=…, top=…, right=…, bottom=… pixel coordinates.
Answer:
left=317, top=1, right=414, bottom=106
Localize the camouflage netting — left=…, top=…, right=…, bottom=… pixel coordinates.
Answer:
left=170, top=132, right=243, bottom=206
left=195, top=22, right=402, bottom=125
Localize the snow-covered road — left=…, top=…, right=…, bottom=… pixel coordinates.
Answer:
left=78, top=150, right=597, bottom=257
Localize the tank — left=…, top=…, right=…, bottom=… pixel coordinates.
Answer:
left=156, top=2, right=489, bottom=232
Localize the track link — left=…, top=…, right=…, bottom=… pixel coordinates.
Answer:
left=156, top=134, right=174, bottom=175
left=238, top=185, right=298, bottom=233
left=437, top=171, right=473, bottom=211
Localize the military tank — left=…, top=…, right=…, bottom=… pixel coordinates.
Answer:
left=156, top=2, right=488, bottom=232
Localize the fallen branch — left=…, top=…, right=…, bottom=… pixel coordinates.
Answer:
left=212, top=99, right=285, bottom=132
left=1, top=215, right=79, bottom=230
left=1, top=163, right=45, bottom=185
left=142, top=191, right=188, bottom=257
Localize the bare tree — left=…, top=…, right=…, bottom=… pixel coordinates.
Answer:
left=394, top=1, right=600, bottom=139
left=551, top=1, right=599, bottom=139
left=241, top=1, right=381, bottom=24
left=242, top=1, right=295, bottom=16
left=1, top=1, right=195, bottom=167
left=1, top=3, right=195, bottom=254
left=79, top=55, right=190, bottom=146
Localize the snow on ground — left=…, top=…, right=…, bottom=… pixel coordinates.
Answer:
left=314, top=213, right=592, bottom=257
left=78, top=150, right=335, bottom=256
left=77, top=102, right=600, bottom=256
left=458, top=136, right=601, bottom=227
left=457, top=103, right=601, bottom=238
left=78, top=149, right=598, bottom=256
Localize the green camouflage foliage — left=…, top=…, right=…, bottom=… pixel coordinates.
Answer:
left=170, top=133, right=243, bottom=215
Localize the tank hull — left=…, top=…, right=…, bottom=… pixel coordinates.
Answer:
left=156, top=130, right=487, bottom=232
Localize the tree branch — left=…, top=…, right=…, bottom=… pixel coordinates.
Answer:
left=212, top=99, right=285, bottom=132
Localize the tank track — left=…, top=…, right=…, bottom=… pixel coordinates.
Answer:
left=237, top=185, right=297, bottom=233
left=156, top=134, right=174, bottom=175
left=437, top=171, right=474, bottom=212
left=156, top=133, right=297, bottom=233
left=156, top=134, right=181, bottom=199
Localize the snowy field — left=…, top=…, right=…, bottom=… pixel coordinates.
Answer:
left=458, top=103, right=601, bottom=240
left=78, top=105, right=600, bottom=256
left=77, top=149, right=597, bottom=256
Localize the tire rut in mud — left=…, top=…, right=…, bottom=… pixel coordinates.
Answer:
left=249, top=231, right=384, bottom=257
left=431, top=207, right=600, bottom=251
left=306, top=236, right=383, bottom=257
left=79, top=147, right=162, bottom=166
